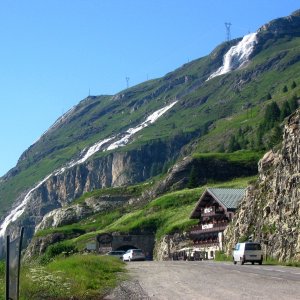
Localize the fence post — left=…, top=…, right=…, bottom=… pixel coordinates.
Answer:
left=6, top=235, right=10, bottom=300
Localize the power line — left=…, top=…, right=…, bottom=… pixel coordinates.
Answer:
left=126, top=77, right=130, bottom=89
left=225, top=22, right=232, bottom=41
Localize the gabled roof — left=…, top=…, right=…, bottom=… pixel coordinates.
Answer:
left=207, top=188, right=246, bottom=209
left=190, top=188, right=246, bottom=219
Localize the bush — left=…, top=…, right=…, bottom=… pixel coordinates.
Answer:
left=39, top=242, right=77, bottom=265
left=239, top=235, right=248, bottom=242
left=214, top=251, right=232, bottom=261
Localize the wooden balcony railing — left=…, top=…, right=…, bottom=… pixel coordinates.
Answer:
left=193, top=240, right=219, bottom=246
left=189, top=223, right=227, bottom=235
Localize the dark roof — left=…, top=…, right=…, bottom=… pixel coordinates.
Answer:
left=190, top=188, right=246, bottom=219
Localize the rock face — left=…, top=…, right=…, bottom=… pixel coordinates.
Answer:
left=154, top=233, right=190, bottom=261
left=24, top=195, right=130, bottom=260
left=258, top=10, right=300, bottom=37
left=0, top=138, right=186, bottom=257
left=152, top=155, right=258, bottom=197
left=35, top=195, right=129, bottom=232
left=225, top=110, right=300, bottom=262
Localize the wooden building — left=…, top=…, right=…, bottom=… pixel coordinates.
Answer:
left=189, top=188, right=245, bottom=259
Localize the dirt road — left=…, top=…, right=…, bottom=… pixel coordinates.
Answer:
left=105, top=260, right=300, bottom=300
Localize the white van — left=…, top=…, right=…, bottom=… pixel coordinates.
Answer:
left=233, top=242, right=263, bottom=265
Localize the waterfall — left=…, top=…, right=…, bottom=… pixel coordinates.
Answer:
left=207, top=32, right=257, bottom=81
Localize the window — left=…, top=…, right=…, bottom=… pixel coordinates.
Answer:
left=245, top=243, right=261, bottom=250
left=133, top=249, right=143, bottom=253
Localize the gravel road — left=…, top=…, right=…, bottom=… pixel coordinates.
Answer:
left=105, top=260, right=300, bottom=300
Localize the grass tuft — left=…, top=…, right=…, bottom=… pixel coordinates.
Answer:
left=20, top=254, right=126, bottom=300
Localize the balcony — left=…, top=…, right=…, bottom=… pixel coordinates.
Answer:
left=189, top=222, right=228, bottom=235
left=201, top=207, right=224, bottom=217
left=193, top=240, right=218, bottom=247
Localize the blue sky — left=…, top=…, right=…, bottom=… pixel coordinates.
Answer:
left=0, top=0, right=299, bottom=176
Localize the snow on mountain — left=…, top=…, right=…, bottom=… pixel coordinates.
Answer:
left=106, top=101, right=177, bottom=151
left=207, top=32, right=258, bottom=81
left=0, top=174, right=52, bottom=238
left=0, top=101, right=177, bottom=238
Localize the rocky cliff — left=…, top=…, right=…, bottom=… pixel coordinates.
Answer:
left=0, top=137, right=187, bottom=257
left=225, top=109, right=300, bottom=262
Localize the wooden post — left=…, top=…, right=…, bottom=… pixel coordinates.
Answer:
left=6, top=235, right=9, bottom=300
left=17, top=227, right=24, bottom=299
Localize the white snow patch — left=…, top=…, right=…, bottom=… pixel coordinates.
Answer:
left=67, top=137, right=114, bottom=169
left=0, top=174, right=52, bottom=238
left=207, top=32, right=257, bottom=81
left=106, top=101, right=177, bottom=151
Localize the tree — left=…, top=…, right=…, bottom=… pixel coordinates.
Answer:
left=188, top=166, right=198, bottom=189
left=227, top=135, right=241, bottom=152
left=280, top=100, right=292, bottom=121
left=268, top=125, right=282, bottom=148
left=218, top=143, right=225, bottom=153
left=289, top=95, right=298, bottom=112
left=291, top=81, right=297, bottom=89
left=264, top=102, right=280, bottom=129
left=256, top=124, right=265, bottom=150
left=282, top=85, right=288, bottom=93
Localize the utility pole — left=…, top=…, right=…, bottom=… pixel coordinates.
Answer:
left=126, top=77, right=130, bottom=89
left=225, top=22, right=232, bottom=41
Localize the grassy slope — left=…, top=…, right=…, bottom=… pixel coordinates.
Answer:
left=1, top=35, right=300, bottom=218
left=0, top=261, right=3, bottom=300
left=0, top=175, right=254, bottom=299
left=0, top=255, right=126, bottom=300
left=35, top=176, right=255, bottom=250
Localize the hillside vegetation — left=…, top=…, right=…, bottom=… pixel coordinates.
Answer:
left=1, top=19, right=300, bottom=217
left=0, top=255, right=126, bottom=300
left=34, top=176, right=255, bottom=253
left=1, top=10, right=300, bottom=299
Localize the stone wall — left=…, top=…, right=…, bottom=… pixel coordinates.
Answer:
left=225, top=110, right=300, bottom=262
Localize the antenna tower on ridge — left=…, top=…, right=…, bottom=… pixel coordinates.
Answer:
left=126, top=77, right=130, bottom=89
left=225, top=22, right=232, bottom=41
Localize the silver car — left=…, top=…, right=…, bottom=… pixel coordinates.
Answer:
left=123, top=249, right=145, bottom=261
left=106, top=250, right=125, bottom=259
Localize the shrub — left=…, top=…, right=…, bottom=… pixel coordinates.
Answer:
left=239, top=235, right=248, bottom=242
left=39, top=242, right=77, bottom=265
left=214, top=251, right=232, bottom=261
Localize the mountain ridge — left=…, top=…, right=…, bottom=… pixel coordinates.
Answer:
left=1, top=10, right=300, bottom=257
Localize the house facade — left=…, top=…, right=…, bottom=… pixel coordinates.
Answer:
left=189, top=188, right=245, bottom=259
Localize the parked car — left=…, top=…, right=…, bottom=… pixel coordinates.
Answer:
left=123, top=249, right=145, bottom=261
left=106, top=250, right=125, bottom=259
left=233, top=242, right=263, bottom=265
